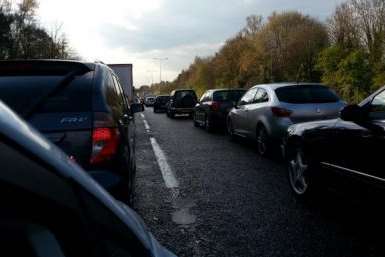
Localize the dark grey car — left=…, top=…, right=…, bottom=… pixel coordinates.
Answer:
left=227, top=83, right=346, bottom=156
left=0, top=60, right=142, bottom=204
left=193, top=89, right=246, bottom=132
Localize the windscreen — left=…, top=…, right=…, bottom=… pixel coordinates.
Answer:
left=0, top=72, right=94, bottom=114
left=213, top=90, right=246, bottom=102
left=275, top=85, right=340, bottom=104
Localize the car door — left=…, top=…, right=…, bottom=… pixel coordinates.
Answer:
left=232, top=87, right=258, bottom=136
left=324, top=90, right=385, bottom=183
left=246, top=88, right=270, bottom=139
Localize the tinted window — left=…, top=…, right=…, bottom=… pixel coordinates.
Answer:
left=369, top=90, right=385, bottom=120
left=105, top=73, right=124, bottom=117
left=175, top=91, right=197, bottom=101
left=239, top=88, right=258, bottom=105
left=213, top=90, right=246, bottom=102
left=112, top=74, right=128, bottom=111
left=254, top=88, right=269, bottom=103
left=0, top=142, right=91, bottom=257
left=0, top=73, right=93, bottom=114
left=155, top=96, right=170, bottom=103
left=275, top=85, right=340, bottom=104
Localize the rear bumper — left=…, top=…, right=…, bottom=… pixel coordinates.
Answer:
left=267, top=118, right=293, bottom=140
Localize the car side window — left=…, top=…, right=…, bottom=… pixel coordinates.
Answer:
left=238, top=88, right=258, bottom=106
left=77, top=190, right=151, bottom=257
left=105, top=73, right=124, bottom=118
left=201, top=92, right=212, bottom=102
left=369, top=90, right=385, bottom=120
left=200, top=92, right=207, bottom=102
left=0, top=142, right=94, bottom=257
left=112, top=74, right=129, bottom=111
left=254, top=88, right=269, bottom=103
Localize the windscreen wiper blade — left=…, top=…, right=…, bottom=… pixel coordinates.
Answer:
left=23, top=67, right=91, bottom=119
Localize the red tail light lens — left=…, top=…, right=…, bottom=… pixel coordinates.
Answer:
left=271, top=107, right=292, bottom=117
left=90, top=127, right=119, bottom=164
left=210, top=101, right=221, bottom=111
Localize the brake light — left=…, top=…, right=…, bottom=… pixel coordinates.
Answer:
left=271, top=107, right=292, bottom=117
left=90, top=127, right=120, bottom=164
left=209, top=101, right=221, bottom=111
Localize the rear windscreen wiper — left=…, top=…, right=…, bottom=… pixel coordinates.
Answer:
left=24, top=67, right=91, bottom=119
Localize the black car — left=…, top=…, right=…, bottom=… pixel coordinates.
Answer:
left=0, top=60, right=143, bottom=203
left=193, top=89, right=246, bottom=132
left=0, top=99, right=176, bottom=257
left=166, top=89, right=197, bottom=118
left=285, top=86, right=385, bottom=198
left=153, top=95, right=170, bottom=113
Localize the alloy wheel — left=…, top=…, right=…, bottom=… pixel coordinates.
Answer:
left=288, top=149, right=309, bottom=195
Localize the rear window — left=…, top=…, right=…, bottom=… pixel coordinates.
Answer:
left=175, top=91, right=197, bottom=100
left=0, top=72, right=93, bottom=114
left=213, top=90, right=246, bottom=102
left=156, top=96, right=169, bottom=103
left=275, top=85, right=340, bottom=104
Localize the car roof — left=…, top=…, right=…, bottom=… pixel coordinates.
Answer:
left=209, top=88, right=246, bottom=92
left=251, top=82, right=325, bottom=90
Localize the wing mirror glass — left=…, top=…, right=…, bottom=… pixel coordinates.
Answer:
left=340, top=104, right=366, bottom=121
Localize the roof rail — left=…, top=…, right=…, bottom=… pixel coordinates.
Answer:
left=0, top=60, right=94, bottom=76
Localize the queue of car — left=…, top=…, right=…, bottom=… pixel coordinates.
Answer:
left=150, top=82, right=384, bottom=202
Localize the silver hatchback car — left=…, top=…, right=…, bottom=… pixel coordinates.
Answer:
left=227, top=83, right=346, bottom=155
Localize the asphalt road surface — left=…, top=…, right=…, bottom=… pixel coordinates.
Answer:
left=133, top=107, right=385, bottom=257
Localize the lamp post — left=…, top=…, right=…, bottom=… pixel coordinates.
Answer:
left=146, top=70, right=155, bottom=85
left=153, top=57, right=168, bottom=83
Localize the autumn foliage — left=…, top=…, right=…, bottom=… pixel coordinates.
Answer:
left=150, top=0, right=385, bottom=103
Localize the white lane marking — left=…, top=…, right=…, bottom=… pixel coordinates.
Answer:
left=143, top=119, right=150, bottom=131
left=150, top=137, right=179, bottom=188
left=140, top=113, right=145, bottom=118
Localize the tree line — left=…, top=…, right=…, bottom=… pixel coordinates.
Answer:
left=147, top=0, right=385, bottom=103
left=0, top=0, right=75, bottom=60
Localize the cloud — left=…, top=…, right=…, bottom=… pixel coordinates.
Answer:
left=37, top=0, right=345, bottom=86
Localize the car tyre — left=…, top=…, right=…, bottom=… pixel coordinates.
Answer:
left=205, top=114, right=214, bottom=133
left=227, top=118, right=237, bottom=141
left=193, top=112, right=200, bottom=127
left=256, top=125, right=270, bottom=156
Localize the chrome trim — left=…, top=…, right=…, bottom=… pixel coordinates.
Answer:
left=320, top=162, right=385, bottom=183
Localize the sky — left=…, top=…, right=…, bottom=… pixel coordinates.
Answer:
left=37, top=0, right=345, bottom=87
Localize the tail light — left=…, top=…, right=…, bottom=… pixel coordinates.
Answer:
left=209, top=101, right=221, bottom=111
left=90, top=113, right=120, bottom=165
left=271, top=107, right=292, bottom=117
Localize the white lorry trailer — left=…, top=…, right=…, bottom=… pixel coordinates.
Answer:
left=108, top=64, right=134, bottom=103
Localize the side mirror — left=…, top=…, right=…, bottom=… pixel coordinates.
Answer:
left=131, top=103, right=144, bottom=113
left=340, top=104, right=366, bottom=121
